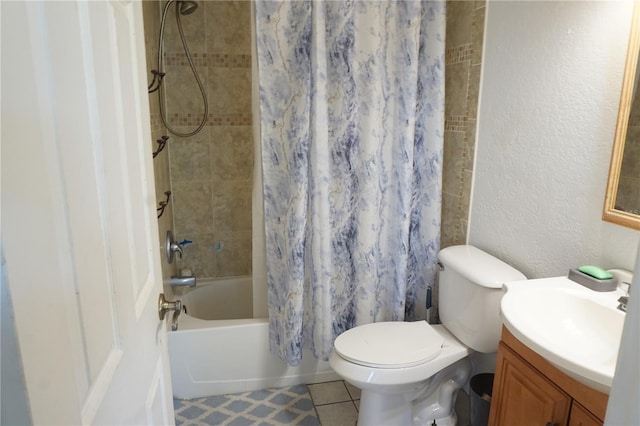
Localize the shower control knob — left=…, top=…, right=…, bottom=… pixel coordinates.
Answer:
left=165, top=230, right=183, bottom=263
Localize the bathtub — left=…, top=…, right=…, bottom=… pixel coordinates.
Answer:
left=168, top=276, right=339, bottom=399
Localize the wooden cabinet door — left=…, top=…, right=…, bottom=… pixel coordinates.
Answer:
left=569, top=402, right=602, bottom=426
left=489, top=343, right=571, bottom=426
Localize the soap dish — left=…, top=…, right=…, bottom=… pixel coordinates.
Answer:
left=568, top=269, right=617, bottom=292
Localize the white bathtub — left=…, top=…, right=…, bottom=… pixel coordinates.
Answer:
left=168, top=276, right=339, bottom=399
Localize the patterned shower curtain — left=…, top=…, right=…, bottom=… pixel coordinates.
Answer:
left=255, top=0, right=445, bottom=366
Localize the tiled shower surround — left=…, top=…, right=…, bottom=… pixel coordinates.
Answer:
left=143, top=0, right=485, bottom=281
left=145, top=0, right=254, bottom=279
left=143, top=0, right=177, bottom=282
left=441, top=0, right=485, bottom=248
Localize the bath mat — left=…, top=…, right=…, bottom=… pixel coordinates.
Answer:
left=174, top=384, right=321, bottom=426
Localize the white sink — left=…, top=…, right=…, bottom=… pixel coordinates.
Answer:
left=501, top=277, right=626, bottom=393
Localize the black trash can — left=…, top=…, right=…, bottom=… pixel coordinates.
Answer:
left=469, top=373, right=494, bottom=426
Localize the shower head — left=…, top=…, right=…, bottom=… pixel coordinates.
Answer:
left=178, top=0, right=198, bottom=15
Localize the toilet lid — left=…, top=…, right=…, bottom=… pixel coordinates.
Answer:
left=334, top=321, right=444, bottom=369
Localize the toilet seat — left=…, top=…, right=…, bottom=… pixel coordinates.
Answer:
left=334, top=321, right=444, bottom=369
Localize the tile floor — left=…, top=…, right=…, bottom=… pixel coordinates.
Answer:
left=307, top=381, right=360, bottom=426
left=174, top=380, right=471, bottom=426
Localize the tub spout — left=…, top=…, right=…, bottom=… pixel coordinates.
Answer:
left=170, top=276, right=196, bottom=288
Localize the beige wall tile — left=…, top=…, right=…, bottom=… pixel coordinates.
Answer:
left=442, top=0, right=485, bottom=249
left=472, top=5, right=486, bottom=66
left=208, top=67, right=252, bottom=114
left=169, top=129, right=212, bottom=181
left=210, top=180, right=252, bottom=232
left=205, top=1, right=251, bottom=55
left=441, top=192, right=459, bottom=249
left=144, top=1, right=179, bottom=283
left=143, top=0, right=254, bottom=281
left=176, top=233, right=221, bottom=277
left=443, top=131, right=465, bottom=197
left=464, top=118, right=476, bottom=172
left=185, top=231, right=251, bottom=277
left=162, top=2, right=206, bottom=54
left=172, top=180, right=215, bottom=235
left=445, top=61, right=470, bottom=117
left=467, top=64, right=481, bottom=117
left=227, top=231, right=252, bottom=275
left=211, top=182, right=233, bottom=231
left=210, top=126, right=254, bottom=181
left=229, top=180, right=253, bottom=232
left=163, top=64, right=209, bottom=118
left=458, top=219, right=469, bottom=245
left=459, top=170, right=473, bottom=214
left=446, top=1, right=474, bottom=47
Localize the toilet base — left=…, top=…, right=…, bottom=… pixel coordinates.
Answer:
left=356, top=358, right=471, bottom=426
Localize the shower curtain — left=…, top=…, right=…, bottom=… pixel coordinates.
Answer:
left=255, top=0, right=445, bottom=366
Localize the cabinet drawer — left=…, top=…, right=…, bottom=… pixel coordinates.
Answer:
left=569, top=401, right=602, bottom=426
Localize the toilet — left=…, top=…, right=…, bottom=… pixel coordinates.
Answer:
left=329, top=245, right=526, bottom=426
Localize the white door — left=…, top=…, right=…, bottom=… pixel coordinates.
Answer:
left=1, top=1, right=174, bottom=424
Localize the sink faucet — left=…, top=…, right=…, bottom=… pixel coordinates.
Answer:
left=617, top=282, right=630, bottom=313
left=617, top=296, right=628, bottom=313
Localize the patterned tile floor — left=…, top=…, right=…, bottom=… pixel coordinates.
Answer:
left=174, top=380, right=470, bottom=426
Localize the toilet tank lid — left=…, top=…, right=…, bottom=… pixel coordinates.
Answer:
left=438, top=245, right=526, bottom=289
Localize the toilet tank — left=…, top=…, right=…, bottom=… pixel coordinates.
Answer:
left=437, top=245, right=526, bottom=353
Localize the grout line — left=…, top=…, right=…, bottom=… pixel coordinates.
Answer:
left=313, top=399, right=353, bottom=407
left=310, top=393, right=322, bottom=426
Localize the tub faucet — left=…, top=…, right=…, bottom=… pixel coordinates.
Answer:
left=170, top=275, right=196, bottom=288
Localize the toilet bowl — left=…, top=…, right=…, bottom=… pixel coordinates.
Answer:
left=330, top=323, right=470, bottom=426
left=328, top=245, right=526, bottom=425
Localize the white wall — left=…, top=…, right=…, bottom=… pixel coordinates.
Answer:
left=469, top=1, right=640, bottom=278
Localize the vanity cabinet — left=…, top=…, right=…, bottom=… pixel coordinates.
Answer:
left=489, top=328, right=609, bottom=426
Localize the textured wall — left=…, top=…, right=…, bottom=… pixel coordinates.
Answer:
left=159, top=1, right=253, bottom=278
left=469, top=1, right=640, bottom=278
left=441, top=0, right=485, bottom=248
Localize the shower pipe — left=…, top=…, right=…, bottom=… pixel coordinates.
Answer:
left=154, top=0, right=208, bottom=137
